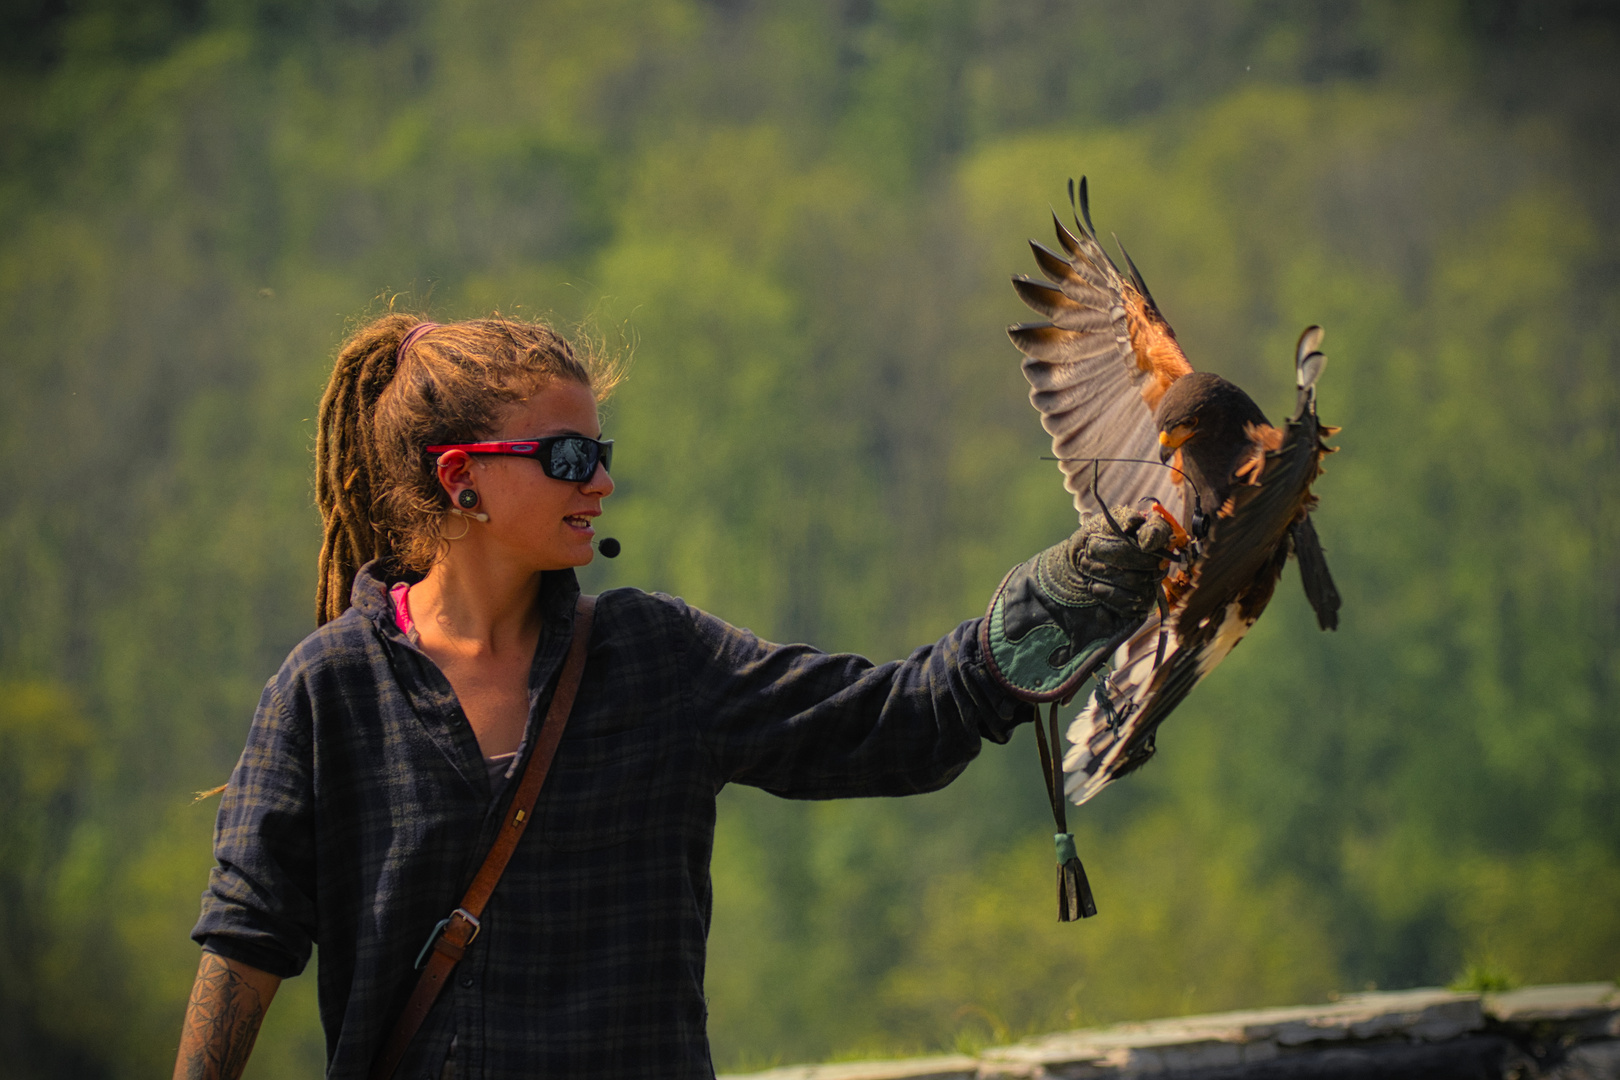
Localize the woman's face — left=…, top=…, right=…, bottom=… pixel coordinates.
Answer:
left=446, top=378, right=614, bottom=572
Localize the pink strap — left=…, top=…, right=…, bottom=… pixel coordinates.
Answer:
left=396, top=321, right=440, bottom=364
left=390, top=582, right=416, bottom=638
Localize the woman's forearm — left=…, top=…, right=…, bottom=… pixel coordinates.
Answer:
left=173, top=950, right=282, bottom=1080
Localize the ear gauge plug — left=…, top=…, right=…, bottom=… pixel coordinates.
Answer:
left=448, top=488, right=490, bottom=523
left=448, top=489, right=490, bottom=524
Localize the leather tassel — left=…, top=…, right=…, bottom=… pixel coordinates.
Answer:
left=1055, top=832, right=1098, bottom=921
left=1035, top=703, right=1099, bottom=921
left=1036, top=702, right=1099, bottom=921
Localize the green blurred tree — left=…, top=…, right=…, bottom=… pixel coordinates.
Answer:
left=0, top=682, right=105, bottom=1078
left=1, top=1, right=1618, bottom=1075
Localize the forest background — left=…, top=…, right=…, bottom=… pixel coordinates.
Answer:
left=2, top=0, right=1618, bottom=1075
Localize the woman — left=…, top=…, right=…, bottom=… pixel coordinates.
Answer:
left=175, top=314, right=1170, bottom=1080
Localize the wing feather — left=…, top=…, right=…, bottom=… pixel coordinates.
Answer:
left=1064, top=577, right=1265, bottom=807
left=1030, top=241, right=1080, bottom=285
left=1291, top=514, right=1340, bottom=631
left=1007, top=181, right=1195, bottom=519
left=1179, top=420, right=1323, bottom=632
left=1062, top=382, right=1336, bottom=807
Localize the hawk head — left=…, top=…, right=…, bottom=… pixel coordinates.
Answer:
left=1155, top=372, right=1262, bottom=458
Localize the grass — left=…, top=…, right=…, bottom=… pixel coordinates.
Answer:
left=1448, top=961, right=1520, bottom=994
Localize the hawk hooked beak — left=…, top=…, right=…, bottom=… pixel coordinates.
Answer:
left=1159, top=423, right=1195, bottom=463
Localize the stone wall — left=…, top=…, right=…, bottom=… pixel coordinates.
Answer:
left=723, top=983, right=1620, bottom=1080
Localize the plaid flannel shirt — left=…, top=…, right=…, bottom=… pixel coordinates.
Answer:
left=194, top=561, right=1031, bottom=1079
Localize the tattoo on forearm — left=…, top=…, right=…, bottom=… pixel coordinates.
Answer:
left=180, top=953, right=267, bottom=1080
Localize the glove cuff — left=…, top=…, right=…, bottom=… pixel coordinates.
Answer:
left=980, top=561, right=1116, bottom=703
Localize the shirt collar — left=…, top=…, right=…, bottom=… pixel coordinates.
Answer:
left=349, top=559, right=581, bottom=638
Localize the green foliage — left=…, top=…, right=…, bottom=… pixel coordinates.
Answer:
left=0, top=683, right=104, bottom=1075
left=2, top=1, right=1619, bottom=1076
left=883, top=817, right=1341, bottom=1044
left=1449, top=961, right=1519, bottom=995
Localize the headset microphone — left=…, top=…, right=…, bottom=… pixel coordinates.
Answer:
left=595, top=537, right=621, bottom=559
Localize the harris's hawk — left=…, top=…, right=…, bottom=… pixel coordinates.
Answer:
left=1008, top=178, right=1341, bottom=811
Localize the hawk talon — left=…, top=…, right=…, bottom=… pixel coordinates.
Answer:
left=1092, top=679, right=1124, bottom=734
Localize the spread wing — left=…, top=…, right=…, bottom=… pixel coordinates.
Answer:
left=1064, top=328, right=1338, bottom=806
left=1008, top=178, right=1194, bottom=520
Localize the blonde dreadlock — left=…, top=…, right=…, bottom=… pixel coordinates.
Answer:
left=313, top=313, right=618, bottom=625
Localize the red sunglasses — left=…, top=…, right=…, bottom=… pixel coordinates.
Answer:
left=425, top=436, right=613, bottom=483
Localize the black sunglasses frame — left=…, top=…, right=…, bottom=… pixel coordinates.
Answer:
left=424, top=436, right=613, bottom=483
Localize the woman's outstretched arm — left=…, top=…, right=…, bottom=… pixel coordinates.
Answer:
left=173, top=950, right=282, bottom=1080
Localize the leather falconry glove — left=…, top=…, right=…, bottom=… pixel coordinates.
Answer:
left=981, top=506, right=1174, bottom=703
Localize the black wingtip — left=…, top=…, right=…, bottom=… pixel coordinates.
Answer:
left=1028, top=239, right=1075, bottom=284
left=1065, top=176, right=1098, bottom=242
left=1051, top=210, right=1082, bottom=256
left=1114, top=235, right=1160, bottom=311
left=1071, top=176, right=1120, bottom=271
left=1078, top=176, right=1096, bottom=237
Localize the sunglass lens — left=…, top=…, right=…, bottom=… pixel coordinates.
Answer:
left=547, top=438, right=588, bottom=482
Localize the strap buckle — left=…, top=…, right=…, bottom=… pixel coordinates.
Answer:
left=413, top=907, right=481, bottom=970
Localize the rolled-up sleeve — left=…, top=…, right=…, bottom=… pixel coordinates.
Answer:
left=677, top=601, right=1033, bottom=798
left=192, top=677, right=318, bottom=979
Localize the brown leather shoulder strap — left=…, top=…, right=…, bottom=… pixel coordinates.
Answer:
left=369, top=593, right=597, bottom=1080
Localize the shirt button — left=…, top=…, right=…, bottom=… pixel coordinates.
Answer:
left=460, top=975, right=474, bottom=988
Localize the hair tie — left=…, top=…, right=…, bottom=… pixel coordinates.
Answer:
left=397, top=321, right=441, bottom=363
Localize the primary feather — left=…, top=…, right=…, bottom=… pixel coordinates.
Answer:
left=1008, top=178, right=1192, bottom=522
